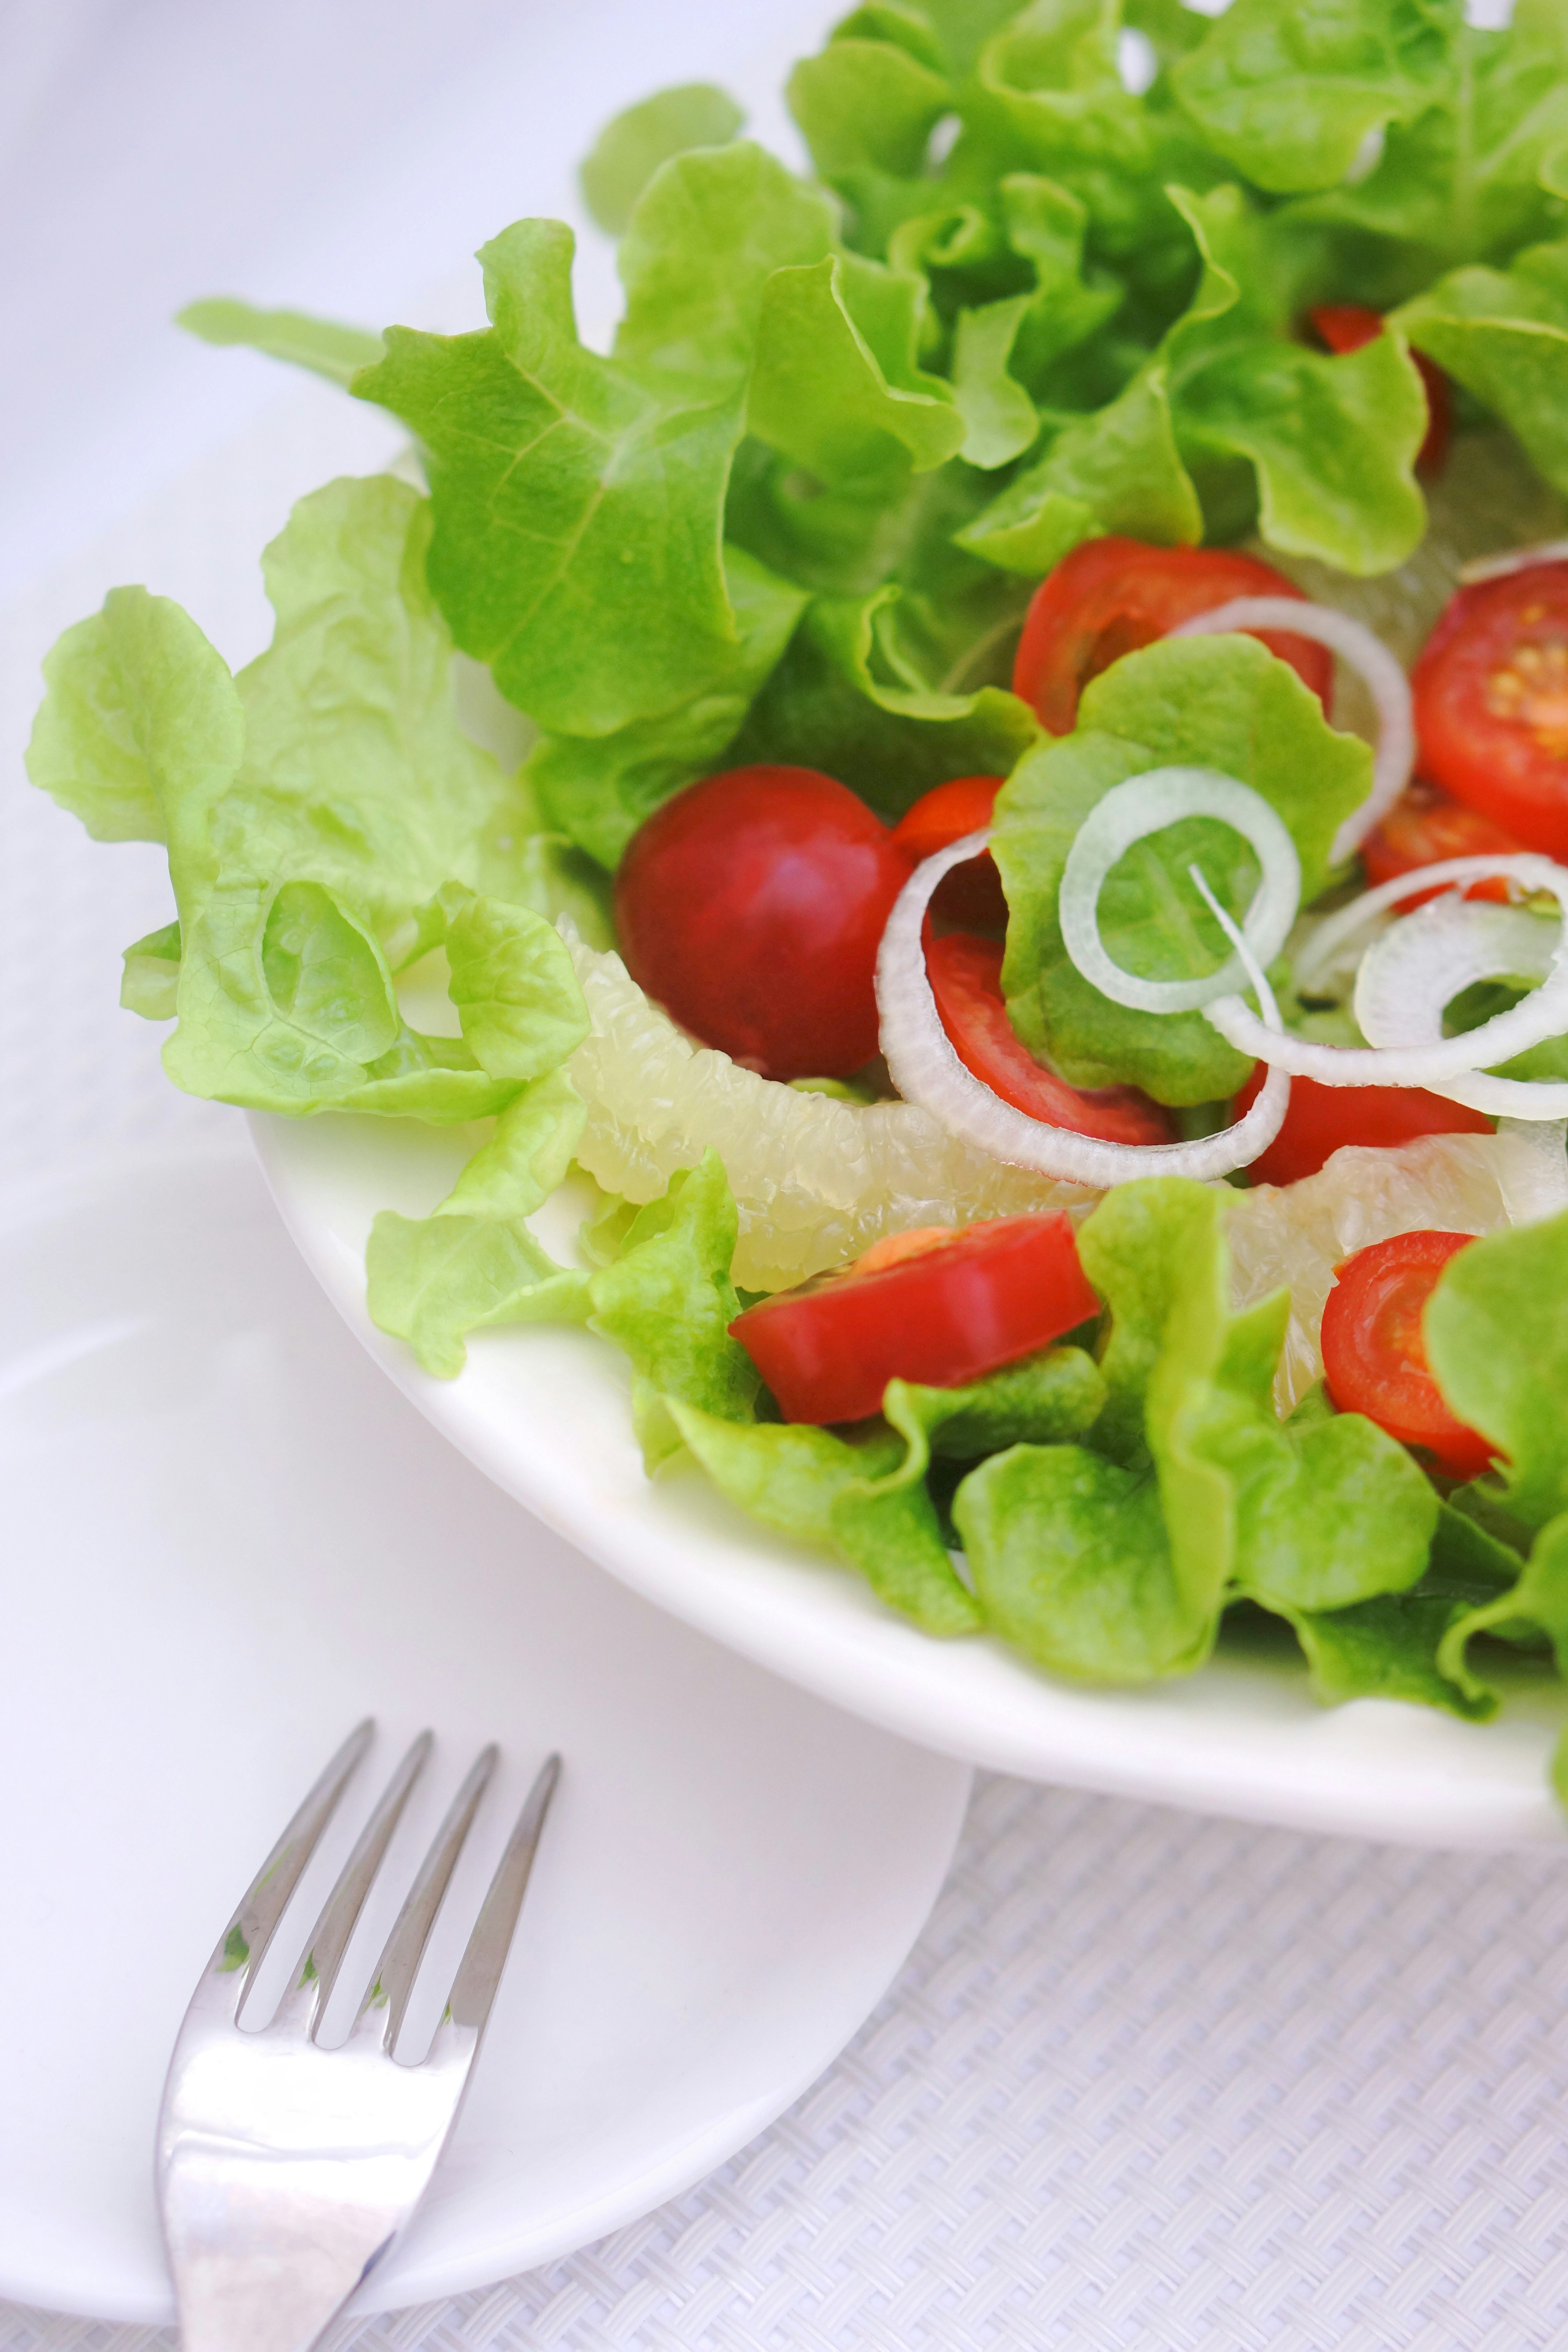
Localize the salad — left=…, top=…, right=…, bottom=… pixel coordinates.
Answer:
left=28, top=0, right=1568, bottom=1797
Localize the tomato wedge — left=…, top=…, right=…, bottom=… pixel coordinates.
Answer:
left=1011, top=537, right=1334, bottom=736
left=1320, top=1230, right=1496, bottom=1478
left=730, top=1212, right=1100, bottom=1424
left=1309, top=303, right=1451, bottom=476
left=890, top=775, right=1007, bottom=929
left=1359, top=775, right=1520, bottom=906
left=928, top=932, right=1176, bottom=1145
left=1232, top=1061, right=1491, bottom=1187
left=1411, top=563, right=1568, bottom=860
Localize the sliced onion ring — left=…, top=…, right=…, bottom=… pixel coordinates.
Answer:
left=1058, top=766, right=1301, bottom=1013
left=1208, top=853, right=1568, bottom=1093
left=1459, top=541, right=1568, bottom=585
left=1173, top=595, right=1414, bottom=862
left=876, top=829, right=1291, bottom=1188
left=1354, top=898, right=1567, bottom=1117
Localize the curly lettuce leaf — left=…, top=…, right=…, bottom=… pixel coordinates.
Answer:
left=788, top=27, right=953, bottom=189
left=1424, top=1209, right=1568, bottom=1532
left=1395, top=237, right=1568, bottom=500
left=120, top=921, right=182, bottom=1020
left=579, top=82, right=746, bottom=236
left=365, top=1071, right=592, bottom=1376
left=1438, top=1511, right=1568, bottom=1794
left=993, top=633, right=1370, bottom=1103
left=525, top=546, right=808, bottom=867
left=586, top=1149, right=760, bottom=1467
left=177, top=298, right=385, bottom=387
left=1170, top=0, right=1454, bottom=198
left=882, top=1344, right=1107, bottom=1477
left=670, top=1402, right=981, bottom=1635
left=728, top=581, right=1038, bottom=819
left=354, top=219, right=746, bottom=738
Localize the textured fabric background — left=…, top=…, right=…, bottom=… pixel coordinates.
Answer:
left=5, top=4, right=1568, bottom=2343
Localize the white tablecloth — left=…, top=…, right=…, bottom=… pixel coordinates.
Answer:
left=5, top=4, right=1568, bottom=2343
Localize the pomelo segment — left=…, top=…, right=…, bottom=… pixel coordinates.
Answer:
left=562, top=929, right=1090, bottom=1290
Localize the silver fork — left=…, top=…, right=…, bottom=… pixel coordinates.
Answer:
left=155, top=1721, right=560, bottom=2352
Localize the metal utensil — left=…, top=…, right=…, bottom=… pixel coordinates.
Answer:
left=155, top=1722, right=559, bottom=2352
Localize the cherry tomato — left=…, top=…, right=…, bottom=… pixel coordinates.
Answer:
left=615, top=766, right=913, bottom=1080
left=1309, top=303, right=1451, bottom=476
left=1232, top=1061, right=1491, bottom=1187
left=1011, top=537, right=1334, bottom=736
left=1360, top=775, right=1521, bottom=906
left=730, top=1212, right=1100, bottom=1424
left=891, top=776, right=1007, bottom=929
left=1411, top=564, right=1568, bottom=860
left=928, top=932, right=1176, bottom=1145
left=1319, top=1229, right=1496, bottom=1478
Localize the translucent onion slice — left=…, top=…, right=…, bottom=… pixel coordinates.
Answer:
left=876, top=830, right=1291, bottom=1187
left=1057, top=766, right=1301, bottom=1012
left=1354, top=897, right=1568, bottom=1117
left=1207, top=853, right=1568, bottom=1091
left=1459, top=541, right=1568, bottom=585
left=1173, top=595, right=1414, bottom=861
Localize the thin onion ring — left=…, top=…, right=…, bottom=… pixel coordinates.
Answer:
left=1354, top=898, right=1568, bottom=1118
left=1207, top=854, right=1568, bottom=1088
left=1173, top=595, right=1414, bottom=861
left=1057, top=766, right=1301, bottom=1013
left=876, top=830, right=1291, bottom=1187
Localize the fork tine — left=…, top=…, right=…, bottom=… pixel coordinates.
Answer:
left=355, top=1744, right=498, bottom=2050
left=272, top=1729, right=433, bottom=2038
left=445, top=1753, right=561, bottom=2036
left=212, top=1719, right=373, bottom=1999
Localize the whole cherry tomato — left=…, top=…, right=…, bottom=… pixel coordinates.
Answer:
left=1359, top=775, right=1521, bottom=906
left=1319, top=1229, right=1496, bottom=1478
left=891, top=776, right=1007, bottom=929
left=1309, top=304, right=1451, bottom=476
left=1231, top=1061, right=1491, bottom=1187
left=928, top=932, right=1175, bottom=1145
left=1012, top=537, right=1335, bottom=735
left=1411, top=564, right=1568, bottom=860
left=730, top=1212, right=1100, bottom=1424
left=615, top=766, right=913, bottom=1080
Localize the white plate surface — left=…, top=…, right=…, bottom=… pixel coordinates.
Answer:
left=258, top=1111, right=1568, bottom=1852
left=0, top=1145, right=970, bottom=2323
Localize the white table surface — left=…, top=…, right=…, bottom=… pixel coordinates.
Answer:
left=5, top=3, right=1568, bottom=2345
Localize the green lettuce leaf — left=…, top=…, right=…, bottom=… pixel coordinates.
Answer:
left=365, top=1070, right=592, bottom=1376
left=586, top=1149, right=760, bottom=1467
left=993, top=633, right=1370, bottom=1103
left=120, top=921, right=182, bottom=1019
left=1424, top=1209, right=1568, bottom=1532
left=579, top=82, right=746, bottom=236
left=788, top=29, right=953, bottom=188
left=177, top=298, right=385, bottom=386
left=354, top=219, right=745, bottom=738
left=670, top=1401, right=982, bottom=1634
left=727, top=582, right=1039, bottom=820
left=1396, top=237, right=1568, bottom=500
left=1170, top=0, right=1453, bottom=198
left=1437, top=1511, right=1568, bottom=1794
left=526, top=546, right=807, bottom=867
left=881, top=1343, right=1107, bottom=1477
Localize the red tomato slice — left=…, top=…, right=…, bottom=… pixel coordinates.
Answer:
left=1359, top=775, right=1521, bottom=906
left=1232, top=1061, right=1491, bottom=1187
left=1309, top=303, right=1451, bottom=476
left=928, top=932, right=1176, bottom=1145
left=890, top=775, right=1007, bottom=929
left=614, top=765, right=914, bottom=1080
left=730, top=1212, right=1100, bottom=1424
left=1411, top=564, right=1568, bottom=860
left=1012, top=537, right=1335, bottom=735
left=1319, top=1229, right=1496, bottom=1478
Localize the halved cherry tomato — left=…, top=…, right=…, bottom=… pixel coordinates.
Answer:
left=1319, top=1229, right=1496, bottom=1478
left=1411, top=564, right=1568, bottom=860
left=928, top=932, right=1176, bottom=1145
left=1011, top=537, right=1335, bottom=736
left=1309, top=304, right=1451, bottom=476
left=615, top=765, right=913, bottom=1080
left=731, top=1212, right=1100, bottom=1424
left=1359, top=775, right=1521, bottom=906
left=891, top=776, right=1007, bottom=929
left=1232, top=1061, right=1491, bottom=1187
